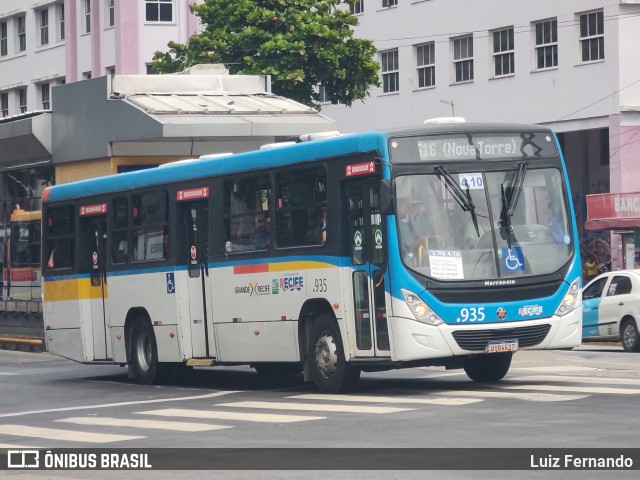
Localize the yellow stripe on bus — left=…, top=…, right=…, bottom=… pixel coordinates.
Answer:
left=268, top=261, right=335, bottom=272
left=43, top=279, right=108, bottom=302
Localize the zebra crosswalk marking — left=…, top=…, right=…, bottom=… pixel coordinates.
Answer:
left=512, top=375, right=640, bottom=386
left=57, top=417, right=232, bottom=432
left=137, top=408, right=325, bottom=423
left=0, top=443, right=40, bottom=449
left=430, top=390, right=587, bottom=402
left=287, top=394, right=482, bottom=406
left=0, top=425, right=143, bottom=443
left=500, top=384, right=640, bottom=395
left=216, top=401, right=412, bottom=414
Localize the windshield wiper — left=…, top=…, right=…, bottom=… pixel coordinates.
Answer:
left=434, top=165, right=479, bottom=236
left=499, top=161, right=528, bottom=249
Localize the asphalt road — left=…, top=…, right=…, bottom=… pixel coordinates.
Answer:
left=0, top=344, right=639, bottom=479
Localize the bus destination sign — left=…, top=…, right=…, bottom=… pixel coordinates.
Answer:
left=176, top=187, right=209, bottom=201
left=79, top=204, right=108, bottom=216
left=390, top=132, right=558, bottom=163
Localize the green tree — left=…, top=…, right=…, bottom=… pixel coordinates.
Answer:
left=151, top=0, right=379, bottom=107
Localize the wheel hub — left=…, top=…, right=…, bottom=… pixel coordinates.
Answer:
left=314, top=332, right=337, bottom=379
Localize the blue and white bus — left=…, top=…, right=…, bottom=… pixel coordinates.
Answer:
left=42, top=120, right=582, bottom=393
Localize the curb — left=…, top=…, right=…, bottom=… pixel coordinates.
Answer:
left=0, top=335, right=46, bottom=352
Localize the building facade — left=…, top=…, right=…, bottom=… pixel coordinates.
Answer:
left=0, top=1, right=338, bottom=253
left=321, top=0, right=640, bottom=268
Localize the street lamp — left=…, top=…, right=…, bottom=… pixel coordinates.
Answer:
left=440, top=99, right=455, bottom=117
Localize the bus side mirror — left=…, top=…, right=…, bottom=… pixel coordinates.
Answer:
left=379, top=179, right=394, bottom=215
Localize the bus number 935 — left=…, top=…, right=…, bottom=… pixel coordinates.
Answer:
left=456, top=307, right=485, bottom=323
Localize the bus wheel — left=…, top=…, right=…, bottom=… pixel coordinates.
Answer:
left=253, top=363, right=303, bottom=375
left=620, top=319, right=640, bottom=352
left=308, top=315, right=360, bottom=393
left=131, top=320, right=161, bottom=384
left=463, top=352, right=512, bottom=382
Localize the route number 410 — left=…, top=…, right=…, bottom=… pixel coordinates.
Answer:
left=456, top=307, right=485, bottom=323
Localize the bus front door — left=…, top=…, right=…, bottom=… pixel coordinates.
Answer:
left=344, top=179, right=391, bottom=358
left=79, top=213, right=110, bottom=361
left=178, top=199, right=215, bottom=359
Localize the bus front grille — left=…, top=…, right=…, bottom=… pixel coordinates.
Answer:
left=451, top=324, right=552, bottom=351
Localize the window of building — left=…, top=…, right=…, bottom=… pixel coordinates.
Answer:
left=18, top=88, right=27, bottom=113
left=350, top=0, right=364, bottom=14
left=383, top=0, right=398, bottom=7
left=1, top=92, right=8, bottom=117
left=83, top=71, right=92, bottom=80
left=275, top=168, right=327, bottom=248
left=1, top=22, right=7, bottom=56
left=41, top=83, right=50, bottom=109
left=534, top=18, right=558, bottom=70
left=106, top=66, right=116, bottom=75
left=415, top=42, right=435, bottom=89
left=107, top=0, right=115, bottom=28
left=579, top=10, right=604, bottom=63
left=83, top=0, right=91, bottom=34
left=492, top=27, right=514, bottom=77
left=600, top=129, right=609, bottom=165
left=17, top=15, right=26, bottom=52
left=224, top=175, right=271, bottom=253
left=146, top=0, right=173, bottom=22
left=132, top=191, right=169, bottom=262
left=380, top=49, right=399, bottom=93
left=317, top=84, right=328, bottom=104
left=39, top=9, right=49, bottom=46
left=452, top=34, right=474, bottom=83
left=58, top=2, right=65, bottom=41
left=146, top=63, right=157, bottom=75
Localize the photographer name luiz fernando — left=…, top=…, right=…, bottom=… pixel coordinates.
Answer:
left=530, top=454, right=633, bottom=469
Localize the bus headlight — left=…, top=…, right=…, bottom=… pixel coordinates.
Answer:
left=554, top=278, right=581, bottom=317
left=401, top=289, right=444, bottom=326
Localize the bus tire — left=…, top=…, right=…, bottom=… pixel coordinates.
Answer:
left=620, top=318, right=640, bottom=352
left=130, top=320, right=162, bottom=385
left=308, top=314, right=360, bottom=393
left=463, top=352, right=512, bottom=382
left=253, top=362, right=303, bottom=376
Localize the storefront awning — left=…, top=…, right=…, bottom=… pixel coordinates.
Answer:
left=585, top=192, right=640, bottom=230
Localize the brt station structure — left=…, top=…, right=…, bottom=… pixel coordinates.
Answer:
left=0, top=66, right=336, bottom=349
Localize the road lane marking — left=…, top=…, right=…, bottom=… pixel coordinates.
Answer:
left=57, top=417, right=232, bottom=432
left=0, top=373, right=18, bottom=376
left=501, top=384, right=640, bottom=395
left=511, top=366, right=597, bottom=373
left=512, top=375, right=640, bottom=386
left=0, top=425, right=143, bottom=443
left=0, top=443, right=40, bottom=449
left=216, top=401, right=412, bottom=414
left=430, top=390, right=587, bottom=402
left=0, top=391, right=237, bottom=419
left=138, top=408, right=325, bottom=423
left=287, top=394, right=482, bottom=406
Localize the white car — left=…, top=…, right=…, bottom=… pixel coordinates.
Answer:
left=582, top=270, right=640, bottom=352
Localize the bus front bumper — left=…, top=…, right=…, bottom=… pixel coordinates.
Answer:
left=390, top=306, right=582, bottom=362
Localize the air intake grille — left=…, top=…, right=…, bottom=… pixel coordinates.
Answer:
left=451, top=324, right=552, bottom=351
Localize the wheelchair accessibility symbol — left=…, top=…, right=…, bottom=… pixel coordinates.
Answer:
left=166, top=272, right=175, bottom=294
left=501, top=247, right=525, bottom=272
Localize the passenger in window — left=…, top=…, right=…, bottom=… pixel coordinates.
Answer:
left=254, top=215, right=271, bottom=249
left=47, top=244, right=57, bottom=268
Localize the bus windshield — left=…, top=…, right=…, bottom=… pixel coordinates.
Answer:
left=395, top=167, right=571, bottom=281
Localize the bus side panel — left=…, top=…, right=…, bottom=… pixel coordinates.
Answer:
left=43, top=278, right=95, bottom=362
left=45, top=328, right=86, bottom=363
left=210, top=262, right=341, bottom=363
left=215, top=322, right=299, bottom=362
left=107, top=271, right=184, bottom=362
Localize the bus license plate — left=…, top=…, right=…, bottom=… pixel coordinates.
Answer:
left=485, top=340, right=518, bottom=353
